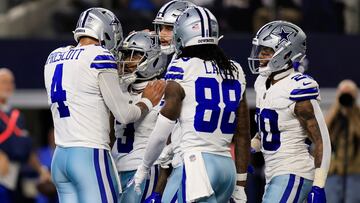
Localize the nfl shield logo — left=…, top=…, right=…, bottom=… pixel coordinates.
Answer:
left=192, top=23, right=200, bottom=31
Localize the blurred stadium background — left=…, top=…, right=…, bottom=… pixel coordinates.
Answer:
left=0, top=0, right=359, bottom=202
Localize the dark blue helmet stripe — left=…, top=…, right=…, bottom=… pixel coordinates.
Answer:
left=194, top=7, right=205, bottom=37
left=81, top=9, right=92, bottom=28
left=204, top=9, right=212, bottom=37
left=161, top=1, right=176, bottom=17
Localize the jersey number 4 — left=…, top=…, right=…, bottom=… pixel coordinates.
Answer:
left=194, top=77, right=241, bottom=134
left=50, top=64, right=70, bottom=118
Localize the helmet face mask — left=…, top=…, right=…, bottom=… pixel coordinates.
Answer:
left=248, top=20, right=306, bottom=76
left=74, top=8, right=123, bottom=55
left=118, top=32, right=167, bottom=85
left=248, top=45, right=275, bottom=76
left=118, top=50, right=145, bottom=86
left=173, top=6, right=219, bottom=55
left=153, top=0, right=195, bottom=55
left=119, top=50, right=145, bottom=73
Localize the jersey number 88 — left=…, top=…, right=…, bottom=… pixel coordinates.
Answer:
left=194, top=77, right=241, bottom=134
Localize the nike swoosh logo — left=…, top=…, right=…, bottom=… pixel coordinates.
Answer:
left=303, top=82, right=311, bottom=86
left=126, top=177, right=134, bottom=188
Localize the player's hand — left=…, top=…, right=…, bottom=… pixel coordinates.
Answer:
left=250, top=133, right=261, bottom=153
left=134, top=164, right=150, bottom=194
left=230, top=185, right=247, bottom=203
left=0, top=151, right=9, bottom=177
left=144, top=192, right=162, bottom=203
left=158, top=144, right=174, bottom=168
left=142, top=80, right=166, bottom=107
left=39, top=166, right=52, bottom=184
left=307, top=186, right=326, bottom=203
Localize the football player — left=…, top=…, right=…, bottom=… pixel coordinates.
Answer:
left=44, top=8, right=164, bottom=203
left=134, top=6, right=250, bottom=203
left=111, top=31, right=167, bottom=203
left=146, top=1, right=196, bottom=202
left=248, top=20, right=331, bottom=203
left=153, top=0, right=195, bottom=56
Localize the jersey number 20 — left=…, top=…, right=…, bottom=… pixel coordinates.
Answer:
left=194, top=77, right=241, bottom=134
left=256, top=108, right=280, bottom=151
left=50, top=64, right=70, bottom=118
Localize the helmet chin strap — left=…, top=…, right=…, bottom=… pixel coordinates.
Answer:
left=120, top=73, right=137, bottom=86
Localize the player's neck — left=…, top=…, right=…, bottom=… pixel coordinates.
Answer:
left=269, top=68, right=294, bottom=85
left=78, top=37, right=99, bottom=46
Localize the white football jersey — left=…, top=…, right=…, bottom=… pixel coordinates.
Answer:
left=44, top=44, right=118, bottom=150
left=111, top=87, right=162, bottom=171
left=254, top=71, right=320, bottom=182
left=165, top=58, right=246, bottom=157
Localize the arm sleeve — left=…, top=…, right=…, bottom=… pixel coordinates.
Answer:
left=98, top=72, right=142, bottom=124
left=311, top=99, right=332, bottom=187
left=142, top=113, right=176, bottom=168
left=311, top=100, right=331, bottom=170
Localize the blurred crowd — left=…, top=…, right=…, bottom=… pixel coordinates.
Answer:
left=53, top=0, right=360, bottom=35
left=1, top=0, right=359, bottom=36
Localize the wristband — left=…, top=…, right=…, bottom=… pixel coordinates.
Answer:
left=313, top=168, right=327, bottom=188
left=139, top=97, right=153, bottom=111
left=236, top=173, right=247, bottom=182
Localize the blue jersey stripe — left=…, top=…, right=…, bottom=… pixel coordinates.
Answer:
left=94, top=55, right=115, bottom=61
left=151, top=166, right=159, bottom=193
left=104, top=152, right=117, bottom=202
left=170, top=191, right=178, bottom=203
left=91, top=62, right=117, bottom=69
left=289, top=95, right=318, bottom=101
left=290, top=87, right=318, bottom=96
left=293, top=177, right=304, bottom=203
left=165, top=74, right=183, bottom=80
left=182, top=166, right=186, bottom=203
left=279, top=174, right=295, bottom=203
left=141, top=179, right=150, bottom=202
left=168, top=66, right=184, bottom=73
left=93, top=149, right=107, bottom=203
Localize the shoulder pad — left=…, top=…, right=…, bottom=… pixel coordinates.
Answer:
left=89, top=46, right=117, bottom=70
left=288, top=73, right=320, bottom=101
left=164, top=57, right=196, bottom=81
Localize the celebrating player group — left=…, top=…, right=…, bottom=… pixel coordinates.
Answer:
left=44, top=0, right=331, bottom=203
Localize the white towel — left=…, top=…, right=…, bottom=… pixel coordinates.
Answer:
left=183, top=151, right=214, bottom=202
left=0, top=162, right=20, bottom=190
